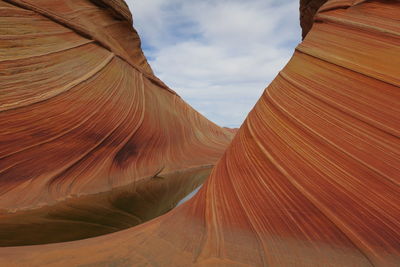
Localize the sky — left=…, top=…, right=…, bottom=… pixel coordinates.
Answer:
left=125, top=0, right=301, bottom=128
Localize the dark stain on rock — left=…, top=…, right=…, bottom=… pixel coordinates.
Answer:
left=300, top=0, right=328, bottom=39
left=114, top=138, right=138, bottom=167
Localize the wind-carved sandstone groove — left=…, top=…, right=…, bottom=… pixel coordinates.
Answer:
left=0, top=0, right=399, bottom=266
left=0, top=0, right=233, bottom=245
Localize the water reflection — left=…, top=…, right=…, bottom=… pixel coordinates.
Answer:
left=0, top=166, right=212, bottom=246
left=177, top=185, right=202, bottom=206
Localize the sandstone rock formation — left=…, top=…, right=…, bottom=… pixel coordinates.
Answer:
left=300, top=0, right=328, bottom=38
left=0, top=0, right=233, bottom=244
left=0, top=0, right=399, bottom=266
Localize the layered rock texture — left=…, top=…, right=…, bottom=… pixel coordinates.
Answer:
left=0, top=0, right=399, bottom=266
left=300, top=0, right=328, bottom=38
left=0, top=0, right=233, bottom=244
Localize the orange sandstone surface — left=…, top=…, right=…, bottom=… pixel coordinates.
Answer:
left=0, top=0, right=399, bottom=266
left=0, top=0, right=233, bottom=245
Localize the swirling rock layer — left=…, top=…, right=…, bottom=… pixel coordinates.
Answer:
left=0, top=0, right=233, bottom=212
left=0, top=0, right=399, bottom=266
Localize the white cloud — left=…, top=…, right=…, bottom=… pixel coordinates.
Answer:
left=125, top=0, right=301, bottom=128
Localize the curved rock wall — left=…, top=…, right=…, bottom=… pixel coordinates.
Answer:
left=0, top=0, right=233, bottom=211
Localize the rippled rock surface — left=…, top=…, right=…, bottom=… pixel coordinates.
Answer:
left=0, top=0, right=233, bottom=245
left=0, top=0, right=399, bottom=266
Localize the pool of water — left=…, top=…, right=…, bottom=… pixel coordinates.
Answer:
left=0, top=166, right=212, bottom=246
